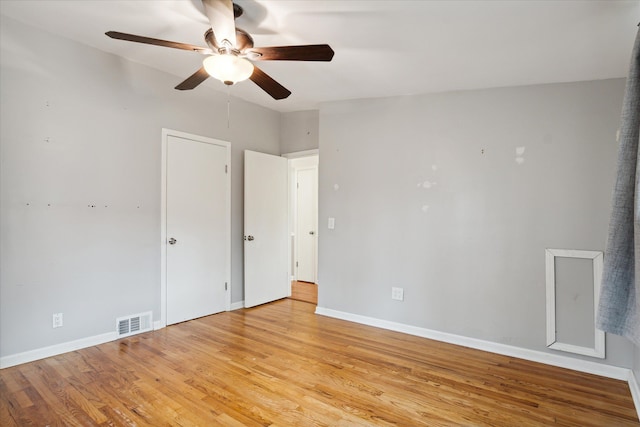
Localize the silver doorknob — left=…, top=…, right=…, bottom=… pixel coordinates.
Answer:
left=309, top=231, right=315, bottom=235
left=244, top=235, right=254, bottom=241
left=168, top=238, right=177, bottom=245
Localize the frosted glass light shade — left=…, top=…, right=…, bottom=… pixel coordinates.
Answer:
left=203, top=55, right=254, bottom=85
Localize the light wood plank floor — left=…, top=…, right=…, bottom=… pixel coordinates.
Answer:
left=290, top=280, right=318, bottom=305
left=1, top=299, right=638, bottom=426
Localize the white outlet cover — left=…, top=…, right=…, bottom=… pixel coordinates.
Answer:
left=391, top=287, right=404, bottom=301
left=52, top=313, right=63, bottom=328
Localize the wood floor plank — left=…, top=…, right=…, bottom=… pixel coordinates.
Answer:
left=0, top=299, right=637, bottom=426
left=290, top=280, right=318, bottom=304
left=0, top=397, right=19, bottom=427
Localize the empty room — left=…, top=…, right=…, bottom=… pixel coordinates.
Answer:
left=1, top=0, right=640, bottom=425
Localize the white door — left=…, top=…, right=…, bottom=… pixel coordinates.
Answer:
left=244, top=150, right=289, bottom=308
left=164, top=131, right=229, bottom=325
left=295, top=167, right=318, bottom=282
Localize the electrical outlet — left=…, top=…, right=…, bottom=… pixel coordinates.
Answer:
left=52, top=313, right=63, bottom=328
left=391, top=287, right=404, bottom=301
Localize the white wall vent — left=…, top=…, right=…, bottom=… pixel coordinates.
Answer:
left=116, top=311, right=153, bottom=338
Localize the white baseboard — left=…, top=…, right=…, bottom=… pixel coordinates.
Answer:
left=629, top=370, right=640, bottom=421
left=230, top=301, right=245, bottom=311
left=315, top=306, right=631, bottom=381
left=153, top=320, right=165, bottom=331
left=0, top=331, right=117, bottom=369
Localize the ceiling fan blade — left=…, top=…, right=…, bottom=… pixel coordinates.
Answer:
left=202, top=0, right=237, bottom=48
left=175, top=67, right=210, bottom=90
left=106, top=31, right=212, bottom=54
left=248, top=45, right=334, bottom=61
left=249, top=66, right=291, bottom=100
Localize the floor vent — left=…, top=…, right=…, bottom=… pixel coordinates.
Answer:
left=116, top=311, right=152, bottom=338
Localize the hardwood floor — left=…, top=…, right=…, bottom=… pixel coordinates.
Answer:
left=290, top=280, right=318, bottom=304
left=1, top=299, right=638, bottom=426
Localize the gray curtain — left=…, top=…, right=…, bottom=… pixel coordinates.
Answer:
left=596, top=27, right=640, bottom=346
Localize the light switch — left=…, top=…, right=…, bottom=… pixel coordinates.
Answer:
left=328, top=217, right=335, bottom=229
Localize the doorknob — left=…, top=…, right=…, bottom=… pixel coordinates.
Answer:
left=168, top=238, right=177, bottom=245
left=244, top=235, right=255, bottom=241
left=309, top=231, right=315, bottom=235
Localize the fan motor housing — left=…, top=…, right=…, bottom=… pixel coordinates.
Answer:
left=205, top=27, right=254, bottom=52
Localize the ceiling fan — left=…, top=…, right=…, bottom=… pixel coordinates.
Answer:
left=106, top=0, right=334, bottom=100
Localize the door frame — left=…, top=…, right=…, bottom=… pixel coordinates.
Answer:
left=160, top=128, right=231, bottom=328
left=282, top=149, right=319, bottom=285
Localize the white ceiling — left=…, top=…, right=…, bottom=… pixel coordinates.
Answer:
left=1, top=0, right=638, bottom=112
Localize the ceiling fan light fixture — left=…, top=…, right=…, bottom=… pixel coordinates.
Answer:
left=203, top=54, right=254, bottom=85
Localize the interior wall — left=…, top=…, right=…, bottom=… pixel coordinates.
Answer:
left=318, top=78, right=634, bottom=368
left=0, top=16, right=280, bottom=358
left=635, top=346, right=640, bottom=382
left=280, top=110, right=319, bottom=153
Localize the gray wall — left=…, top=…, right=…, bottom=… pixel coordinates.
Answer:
left=318, top=79, right=634, bottom=368
left=0, top=16, right=280, bottom=357
left=280, top=110, right=319, bottom=154
left=633, top=346, right=640, bottom=381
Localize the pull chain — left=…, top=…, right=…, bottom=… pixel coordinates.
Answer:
left=226, top=85, right=231, bottom=129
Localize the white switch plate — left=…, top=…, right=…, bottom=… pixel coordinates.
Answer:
left=391, top=287, right=404, bottom=301
left=53, top=313, right=63, bottom=328
left=328, top=217, right=335, bottom=229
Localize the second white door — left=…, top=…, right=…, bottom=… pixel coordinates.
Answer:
left=244, top=150, right=289, bottom=308
left=295, top=167, right=318, bottom=283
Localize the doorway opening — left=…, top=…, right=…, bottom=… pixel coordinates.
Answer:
left=285, top=150, right=319, bottom=305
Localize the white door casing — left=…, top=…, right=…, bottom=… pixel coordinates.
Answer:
left=295, top=167, right=318, bottom=283
left=161, top=129, right=230, bottom=326
left=244, top=150, right=289, bottom=308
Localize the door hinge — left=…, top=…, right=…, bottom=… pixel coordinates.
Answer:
left=296, top=261, right=298, bottom=267
left=297, top=182, right=299, bottom=189
left=225, top=165, right=228, bottom=174
left=225, top=282, right=228, bottom=291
